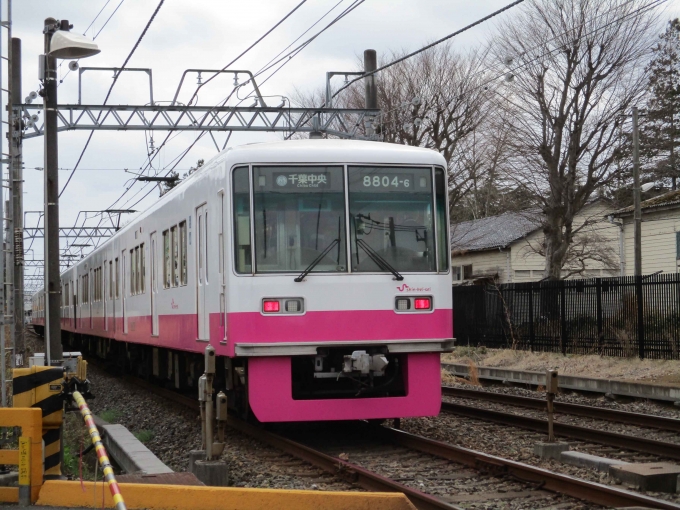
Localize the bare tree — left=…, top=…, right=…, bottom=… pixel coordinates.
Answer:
left=494, top=0, right=658, bottom=280
left=295, top=44, right=497, bottom=215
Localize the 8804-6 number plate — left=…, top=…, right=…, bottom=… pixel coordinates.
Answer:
left=361, top=172, right=414, bottom=189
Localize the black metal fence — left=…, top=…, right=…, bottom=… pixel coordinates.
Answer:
left=452, top=273, right=680, bottom=360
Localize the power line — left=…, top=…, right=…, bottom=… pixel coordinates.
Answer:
left=83, top=0, right=114, bottom=35
left=330, top=0, right=526, bottom=101
left=365, top=0, right=666, bottom=132
left=102, top=2, right=327, bottom=218
left=93, top=0, right=125, bottom=39
left=187, top=0, right=309, bottom=106
left=256, top=0, right=366, bottom=89
left=58, top=0, right=126, bottom=84
left=59, top=0, right=166, bottom=198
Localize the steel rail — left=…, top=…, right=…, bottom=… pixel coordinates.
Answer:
left=117, top=372, right=680, bottom=509
left=443, top=386, right=680, bottom=432
left=227, top=418, right=460, bottom=510
left=120, top=375, right=457, bottom=510
left=378, top=425, right=680, bottom=510
left=442, top=401, right=680, bottom=460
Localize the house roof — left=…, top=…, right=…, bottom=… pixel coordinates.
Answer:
left=612, top=189, right=680, bottom=216
left=450, top=211, right=542, bottom=253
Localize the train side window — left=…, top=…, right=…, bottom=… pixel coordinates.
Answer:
left=140, top=243, right=145, bottom=293
left=435, top=167, right=449, bottom=272
left=232, top=166, right=251, bottom=274
left=115, top=258, right=119, bottom=298
left=109, top=261, right=113, bottom=299
left=163, top=230, right=171, bottom=288
left=171, top=226, right=178, bottom=287
left=130, top=249, right=134, bottom=295
left=179, top=221, right=187, bottom=285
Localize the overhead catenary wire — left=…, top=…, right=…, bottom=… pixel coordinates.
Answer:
left=58, top=0, right=126, bottom=85
left=250, top=0, right=366, bottom=86
left=59, top=0, right=166, bottom=198
left=186, top=0, right=309, bottom=107
left=97, top=0, right=316, bottom=218
left=104, top=0, right=355, bottom=218
left=56, top=0, right=166, bottom=261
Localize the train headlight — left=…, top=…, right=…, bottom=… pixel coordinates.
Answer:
left=285, top=299, right=301, bottom=312
left=396, top=298, right=410, bottom=311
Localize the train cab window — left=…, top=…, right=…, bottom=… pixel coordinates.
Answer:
left=253, top=166, right=346, bottom=273
left=179, top=221, right=187, bottom=285
left=232, top=166, right=252, bottom=273
left=348, top=166, right=436, bottom=273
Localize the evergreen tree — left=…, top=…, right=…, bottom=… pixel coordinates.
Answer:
left=641, top=19, right=680, bottom=189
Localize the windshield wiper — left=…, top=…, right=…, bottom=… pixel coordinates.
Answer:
left=294, top=239, right=340, bottom=282
left=356, top=239, right=404, bottom=281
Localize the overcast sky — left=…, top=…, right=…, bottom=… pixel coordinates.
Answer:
left=9, top=0, right=680, bottom=282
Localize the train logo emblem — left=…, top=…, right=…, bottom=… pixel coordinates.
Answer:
left=276, top=175, right=288, bottom=187
left=396, top=284, right=431, bottom=292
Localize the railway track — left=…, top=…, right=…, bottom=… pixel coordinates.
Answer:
left=443, top=386, right=680, bottom=432
left=119, top=374, right=680, bottom=510
left=441, top=391, right=680, bottom=461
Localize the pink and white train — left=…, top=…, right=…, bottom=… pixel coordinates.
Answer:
left=31, top=139, right=453, bottom=422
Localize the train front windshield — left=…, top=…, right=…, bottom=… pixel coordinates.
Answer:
left=232, top=165, right=447, bottom=275
left=253, top=166, right=347, bottom=273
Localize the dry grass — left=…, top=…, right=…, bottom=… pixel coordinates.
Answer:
left=443, top=348, right=680, bottom=385
left=468, top=360, right=480, bottom=386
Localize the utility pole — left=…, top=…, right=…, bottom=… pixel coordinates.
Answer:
left=632, top=106, right=642, bottom=277
left=632, top=106, right=645, bottom=359
left=43, top=18, right=62, bottom=365
left=10, top=37, right=23, bottom=365
left=363, top=49, right=377, bottom=137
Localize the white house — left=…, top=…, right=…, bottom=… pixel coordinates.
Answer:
left=611, top=189, right=680, bottom=275
left=450, top=201, right=620, bottom=284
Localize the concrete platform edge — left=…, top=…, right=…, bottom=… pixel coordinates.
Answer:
left=92, top=415, right=173, bottom=475
left=443, top=363, right=680, bottom=402
left=36, top=480, right=417, bottom=510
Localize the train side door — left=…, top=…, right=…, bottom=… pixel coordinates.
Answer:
left=104, top=259, right=108, bottom=331
left=73, top=278, right=77, bottom=329
left=114, top=258, right=118, bottom=333
left=150, top=232, right=159, bottom=336
left=122, top=250, right=128, bottom=334
left=89, top=269, right=93, bottom=329
left=196, top=203, right=209, bottom=340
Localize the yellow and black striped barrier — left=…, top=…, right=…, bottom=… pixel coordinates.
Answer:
left=12, top=366, right=65, bottom=479
left=72, top=391, right=127, bottom=510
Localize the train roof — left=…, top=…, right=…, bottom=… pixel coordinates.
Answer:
left=225, top=139, right=447, bottom=166
left=58, top=140, right=446, bottom=276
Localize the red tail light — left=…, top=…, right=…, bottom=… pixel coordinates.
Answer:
left=414, top=298, right=431, bottom=310
left=263, top=300, right=280, bottom=313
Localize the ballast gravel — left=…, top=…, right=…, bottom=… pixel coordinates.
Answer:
left=85, top=365, right=360, bottom=491
left=403, top=380, right=680, bottom=504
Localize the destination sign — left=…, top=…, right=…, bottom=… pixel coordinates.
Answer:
left=274, top=172, right=330, bottom=189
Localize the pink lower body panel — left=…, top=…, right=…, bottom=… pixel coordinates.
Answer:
left=248, top=352, right=442, bottom=422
